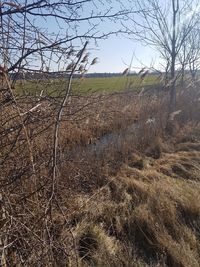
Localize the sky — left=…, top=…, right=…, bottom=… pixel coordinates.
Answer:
left=88, top=36, right=160, bottom=73
left=79, top=0, right=162, bottom=73
left=86, top=0, right=200, bottom=74
left=23, top=0, right=200, bottom=74
left=37, top=0, right=162, bottom=74
left=2, top=0, right=200, bottom=74
left=82, top=0, right=200, bottom=73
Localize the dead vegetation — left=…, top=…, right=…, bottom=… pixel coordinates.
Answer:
left=67, top=135, right=200, bottom=267
left=1, top=79, right=200, bottom=266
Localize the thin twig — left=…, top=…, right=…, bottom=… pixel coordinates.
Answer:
left=47, top=41, right=88, bottom=214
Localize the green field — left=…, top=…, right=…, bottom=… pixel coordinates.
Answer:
left=72, top=75, right=159, bottom=93
left=15, top=74, right=160, bottom=96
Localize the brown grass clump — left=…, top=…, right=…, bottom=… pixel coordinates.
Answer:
left=64, top=133, right=200, bottom=266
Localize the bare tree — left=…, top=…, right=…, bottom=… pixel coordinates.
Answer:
left=124, top=0, right=200, bottom=111
left=179, top=26, right=200, bottom=81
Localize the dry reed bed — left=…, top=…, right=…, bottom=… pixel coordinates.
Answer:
left=1, top=82, right=200, bottom=266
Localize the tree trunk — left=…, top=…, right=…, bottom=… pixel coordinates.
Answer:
left=169, top=0, right=179, bottom=113
left=170, top=56, right=176, bottom=112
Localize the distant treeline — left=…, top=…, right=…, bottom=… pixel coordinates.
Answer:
left=9, top=69, right=199, bottom=80
left=10, top=71, right=157, bottom=80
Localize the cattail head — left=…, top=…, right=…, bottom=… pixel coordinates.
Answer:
left=138, top=67, right=145, bottom=75
left=78, top=65, right=85, bottom=73
left=76, top=42, right=88, bottom=58
left=122, top=68, right=129, bottom=76
left=91, top=57, right=98, bottom=65
left=81, top=54, right=89, bottom=63
left=67, top=48, right=75, bottom=58
left=66, top=62, right=75, bottom=71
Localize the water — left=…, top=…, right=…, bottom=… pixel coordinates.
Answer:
left=66, top=121, right=139, bottom=160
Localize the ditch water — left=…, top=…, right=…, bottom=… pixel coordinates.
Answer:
left=66, top=121, right=141, bottom=160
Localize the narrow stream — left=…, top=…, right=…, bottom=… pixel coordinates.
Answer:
left=66, top=121, right=140, bottom=160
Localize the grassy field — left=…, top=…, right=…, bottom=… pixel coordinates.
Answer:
left=15, top=74, right=160, bottom=96
left=72, top=74, right=159, bottom=94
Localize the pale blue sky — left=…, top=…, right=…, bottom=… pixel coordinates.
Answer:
left=32, top=0, right=200, bottom=73
left=87, top=0, right=200, bottom=73
left=80, top=0, right=161, bottom=73
left=4, top=0, right=199, bottom=73
left=35, top=0, right=162, bottom=73
left=88, top=36, right=160, bottom=73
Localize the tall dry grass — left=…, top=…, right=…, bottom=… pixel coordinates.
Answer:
left=1, top=78, right=200, bottom=266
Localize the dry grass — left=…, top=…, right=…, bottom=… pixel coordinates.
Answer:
left=1, top=80, right=200, bottom=266
left=64, top=137, right=200, bottom=267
